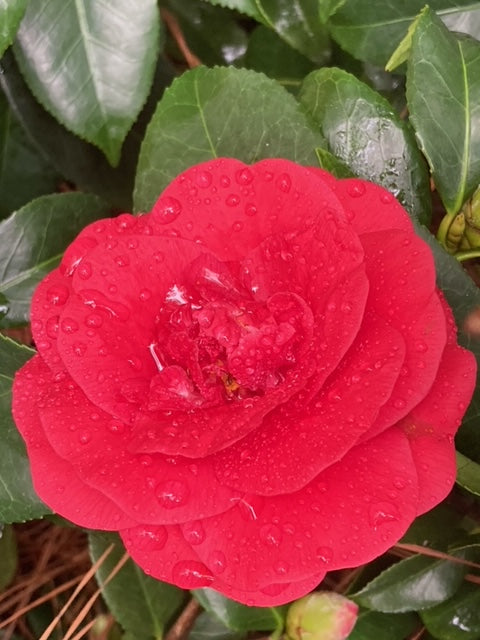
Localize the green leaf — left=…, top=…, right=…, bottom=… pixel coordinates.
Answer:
left=456, top=452, right=480, bottom=497
left=0, top=49, right=176, bottom=211
left=330, top=0, right=480, bottom=67
left=0, top=334, right=50, bottom=522
left=0, top=0, right=27, bottom=58
left=89, top=532, right=185, bottom=640
left=205, top=0, right=330, bottom=63
left=194, top=589, right=286, bottom=633
left=0, top=525, right=18, bottom=590
left=421, top=582, right=480, bottom=640
left=351, top=548, right=471, bottom=613
left=385, top=9, right=426, bottom=72
left=407, top=7, right=480, bottom=215
left=190, top=613, right=246, bottom=640
left=244, top=25, right=315, bottom=91
left=0, top=90, right=60, bottom=219
left=299, top=67, right=431, bottom=224
left=319, top=0, right=347, bottom=23
left=0, top=192, right=110, bottom=327
left=201, top=0, right=264, bottom=21
left=162, top=0, right=248, bottom=66
left=13, top=0, right=161, bottom=166
left=401, top=504, right=465, bottom=547
left=134, top=66, right=324, bottom=211
left=315, top=148, right=355, bottom=178
left=347, top=610, right=418, bottom=640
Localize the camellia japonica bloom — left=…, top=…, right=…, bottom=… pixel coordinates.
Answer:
left=13, top=159, right=476, bottom=606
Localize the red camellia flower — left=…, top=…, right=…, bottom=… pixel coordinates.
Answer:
left=13, top=159, right=476, bottom=606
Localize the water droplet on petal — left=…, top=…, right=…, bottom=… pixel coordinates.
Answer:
left=85, top=313, right=103, bottom=328
left=73, top=342, right=87, bottom=356
left=46, top=315, right=60, bottom=339
left=46, top=285, right=70, bottom=306
left=209, top=550, right=226, bottom=574
left=139, top=288, right=152, bottom=301
left=232, top=221, right=243, bottom=232
left=274, top=560, right=289, bottom=576
left=316, top=546, right=333, bottom=563
left=136, top=526, right=168, bottom=550
left=78, top=431, right=91, bottom=444
left=276, top=173, right=291, bottom=193
left=172, top=561, right=214, bottom=588
left=235, top=167, right=254, bottom=185
left=155, top=479, right=189, bottom=509
left=369, top=502, right=400, bottom=529
left=245, top=203, right=257, bottom=216
left=260, top=523, right=282, bottom=547
left=380, top=192, right=393, bottom=204
left=60, top=317, right=79, bottom=334
left=347, top=182, right=366, bottom=198
left=414, top=340, right=428, bottom=353
left=226, top=193, right=240, bottom=207
left=152, top=196, right=182, bottom=224
left=77, top=261, right=92, bottom=280
left=182, top=521, right=206, bottom=545
left=196, top=170, right=212, bottom=188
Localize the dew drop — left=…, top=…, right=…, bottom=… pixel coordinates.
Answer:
left=139, top=288, right=152, bottom=301
left=182, top=521, right=205, bottom=545
left=316, top=546, right=333, bottom=563
left=155, top=479, right=189, bottom=509
left=60, top=317, right=79, bottom=334
left=196, top=170, right=212, bottom=188
left=85, top=312, right=103, bottom=328
left=172, top=561, right=214, bottom=588
left=77, top=261, right=92, bottom=280
left=226, top=193, right=240, bottom=207
left=393, top=398, right=406, bottom=409
left=260, top=523, right=282, bottom=547
left=73, top=342, right=87, bottom=356
left=276, top=173, right=291, bottom=193
left=244, top=203, right=257, bottom=217
left=369, top=501, right=399, bottom=529
left=220, top=175, right=231, bottom=187
left=78, top=431, right=91, bottom=445
left=136, top=526, right=168, bottom=550
left=232, top=221, right=244, bottom=232
left=46, top=285, right=70, bottom=306
left=46, top=315, right=60, bottom=339
left=347, top=182, right=366, bottom=198
left=115, top=254, right=130, bottom=267
left=108, top=420, right=125, bottom=434
left=209, top=550, right=227, bottom=574
left=152, top=196, right=182, bottom=224
left=414, top=340, right=428, bottom=353
left=115, top=213, right=137, bottom=230
left=274, top=560, right=289, bottom=576
left=235, top=167, right=254, bottom=185
left=380, top=192, right=393, bottom=204
left=153, top=251, right=165, bottom=263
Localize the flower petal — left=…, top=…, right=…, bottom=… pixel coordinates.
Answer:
left=12, top=356, right=136, bottom=529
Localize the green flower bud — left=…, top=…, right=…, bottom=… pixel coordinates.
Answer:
left=445, top=212, right=465, bottom=253
left=462, top=185, right=480, bottom=249
left=286, top=592, right=358, bottom=640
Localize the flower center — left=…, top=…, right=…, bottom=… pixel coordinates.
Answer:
left=144, top=254, right=312, bottom=411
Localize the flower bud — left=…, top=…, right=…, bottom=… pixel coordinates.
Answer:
left=286, top=592, right=358, bottom=640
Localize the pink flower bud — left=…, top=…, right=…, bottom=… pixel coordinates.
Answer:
left=286, top=592, right=358, bottom=640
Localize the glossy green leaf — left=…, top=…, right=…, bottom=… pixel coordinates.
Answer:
left=244, top=25, right=315, bottom=91
left=0, top=0, right=27, bottom=58
left=351, top=547, right=471, bottom=612
left=319, top=0, right=346, bottom=23
left=0, top=49, right=175, bottom=211
left=89, top=532, right=185, bottom=640
left=13, top=0, right=161, bottom=165
left=201, top=0, right=264, bottom=21
left=421, top=582, right=480, bottom=640
left=347, top=610, right=418, bottom=640
left=194, top=589, right=286, bottom=633
left=407, top=7, right=480, bottom=215
left=330, top=0, right=480, bottom=67
left=0, top=525, right=18, bottom=590
left=456, top=452, right=480, bottom=497
left=401, top=504, right=465, bottom=547
left=134, top=66, right=324, bottom=211
left=205, top=0, right=330, bottom=63
left=315, top=148, right=354, bottom=178
left=0, top=90, right=60, bottom=219
left=0, top=192, right=110, bottom=327
left=0, top=334, right=50, bottom=522
left=162, top=0, right=248, bottom=66
left=299, top=67, right=431, bottom=223
left=190, top=613, right=246, bottom=640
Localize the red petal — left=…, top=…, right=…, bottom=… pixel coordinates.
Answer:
left=12, top=356, right=136, bottom=529
left=402, top=303, right=476, bottom=513
left=35, top=368, right=239, bottom=525
left=150, top=158, right=346, bottom=259
left=214, top=312, right=405, bottom=495
left=192, top=429, right=418, bottom=592
left=327, top=174, right=413, bottom=234
left=121, top=523, right=324, bottom=606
